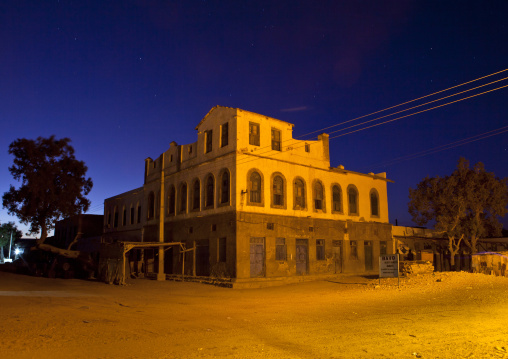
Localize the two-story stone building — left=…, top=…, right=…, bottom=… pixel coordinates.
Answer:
left=104, top=106, right=394, bottom=284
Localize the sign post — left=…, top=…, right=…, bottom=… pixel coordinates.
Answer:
left=379, top=254, right=399, bottom=287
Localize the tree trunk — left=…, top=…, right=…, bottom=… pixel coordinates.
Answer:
left=470, top=236, right=478, bottom=254
left=38, top=243, right=81, bottom=259
left=36, top=225, right=48, bottom=247
left=447, top=235, right=463, bottom=271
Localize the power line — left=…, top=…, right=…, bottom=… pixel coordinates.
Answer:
left=297, top=68, right=508, bottom=139
left=234, top=73, right=508, bottom=167
left=328, top=83, right=508, bottom=141
left=362, top=125, right=508, bottom=170
left=325, top=76, right=508, bottom=137
left=233, top=81, right=508, bottom=169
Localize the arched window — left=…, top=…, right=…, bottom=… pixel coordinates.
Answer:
left=113, top=207, right=119, bottom=228
left=294, top=178, right=306, bottom=209
left=156, top=191, right=160, bottom=218
left=348, top=185, right=359, bottom=215
left=332, top=185, right=342, bottom=213
left=249, top=172, right=261, bottom=203
left=221, top=171, right=230, bottom=204
left=273, top=175, right=284, bottom=207
left=314, top=181, right=324, bottom=210
left=180, top=183, right=187, bottom=213
left=370, top=189, right=379, bottom=217
left=168, top=186, right=175, bottom=215
left=206, top=175, right=214, bottom=208
left=193, top=180, right=200, bottom=210
left=147, top=192, right=155, bottom=219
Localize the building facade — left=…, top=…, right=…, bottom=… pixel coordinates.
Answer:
left=104, top=106, right=394, bottom=282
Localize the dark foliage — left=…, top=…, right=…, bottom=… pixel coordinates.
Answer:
left=409, top=158, right=508, bottom=265
left=2, top=136, right=93, bottom=244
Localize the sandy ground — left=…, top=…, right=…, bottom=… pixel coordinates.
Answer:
left=0, top=271, right=507, bottom=359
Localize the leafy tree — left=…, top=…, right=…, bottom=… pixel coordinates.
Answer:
left=2, top=136, right=93, bottom=251
left=409, top=171, right=467, bottom=268
left=455, top=159, right=508, bottom=252
left=409, top=158, right=508, bottom=268
left=0, top=222, right=23, bottom=260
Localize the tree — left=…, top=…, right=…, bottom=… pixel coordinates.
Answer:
left=2, top=136, right=93, bottom=253
left=0, top=222, right=22, bottom=260
left=409, top=171, right=467, bottom=268
left=409, top=158, right=508, bottom=269
left=455, top=159, right=508, bottom=253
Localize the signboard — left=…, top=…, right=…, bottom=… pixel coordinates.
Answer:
left=379, top=254, right=399, bottom=278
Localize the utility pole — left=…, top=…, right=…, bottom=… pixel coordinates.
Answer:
left=8, top=231, right=13, bottom=260
left=157, top=153, right=165, bottom=281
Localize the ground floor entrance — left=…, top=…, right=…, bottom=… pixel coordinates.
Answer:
left=296, top=238, right=308, bottom=275
left=250, top=237, right=265, bottom=278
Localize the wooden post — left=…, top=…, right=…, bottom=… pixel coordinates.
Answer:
left=192, top=241, right=196, bottom=277
left=122, top=245, right=126, bottom=285
left=182, top=246, right=185, bottom=281
left=157, top=153, right=165, bottom=281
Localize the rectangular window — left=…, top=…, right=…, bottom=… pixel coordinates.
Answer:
left=305, top=143, right=310, bottom=152
left=107, top=213, right=111, bottom=226
left=380, top=241, right=387, bottom=256
left=218, top=237, right=226, bottom=262
left=221, top=122, right=228, bottom=147
left=205, top=130, right=213, bottom=153
left=271, top=128, right=281, bottom=151
left=130, top=207, right=134, bottom=225
left=350, top=240, right=358, bottom=259
left=188, top=145, right=192, bottom=154
left=114, top=212, right=118, bottom=228
left=137, top=206, right=141, bottom=223
left=122, top=209, right=126, bottom=226
left=249, top=122, right=260, bottom=146
left=316, top=239, right=325, bottom=260
left=276, top=238, right=286, bottom=261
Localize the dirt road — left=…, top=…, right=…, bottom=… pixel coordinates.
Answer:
left=0, top=271, right=507, bottom=358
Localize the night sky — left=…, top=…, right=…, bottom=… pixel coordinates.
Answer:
left=1, top=1, right=507, bottom=236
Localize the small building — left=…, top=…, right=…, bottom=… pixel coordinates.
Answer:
left=104, top=106, right=394, bottom=285
left=393, top=225, right=508, bottom=272
left=54, top=214, right=104, bottom=254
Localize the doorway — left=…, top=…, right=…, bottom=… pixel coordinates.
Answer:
left=364, top=241, right=373, bottom=271
left=250, top=237, right=265, bottom=277
left=296, top=238, right=308, bottom=275
left=195, top=239, right=210, bottom=276
left=332, top=240, right=342, bottom=274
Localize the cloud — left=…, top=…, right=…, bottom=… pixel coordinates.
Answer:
left=280, top=106, right=309, bottom=113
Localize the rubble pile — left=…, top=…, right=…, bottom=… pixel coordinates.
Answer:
left=399, top=260, right=434, bottom=276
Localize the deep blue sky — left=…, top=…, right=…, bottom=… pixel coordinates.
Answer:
left=1, top=0, right=507, bottom=236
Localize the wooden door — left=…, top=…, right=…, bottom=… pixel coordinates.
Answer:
left=250, top=237, right=265, bottom=277
left=296, top=238, right=308, bottom=275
